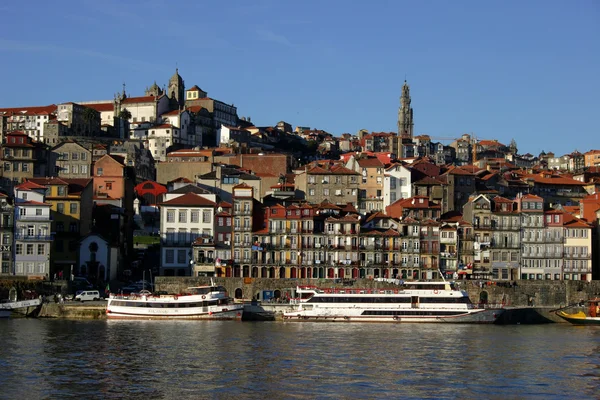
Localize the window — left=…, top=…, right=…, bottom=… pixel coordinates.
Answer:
left=57, top=186, right=66, bottom=196
left=177, top=249, right=186, bottom=264
left=57, top=203, right=64, bottom=214
left=191, top=211, right=199, bottom=223
left=179, top=211, right=187, bottom=223
left=166, top=210, right=175, bottom=223
left=165, top=249, right=175, bottom=263
left=16, top=244, right=22, bottom=255
left=97, top=168, right=103, bottom=176
left=70, top=223, right=77, bottom=232
left=27, top=244, right=34, bottom=255
left=202, top=210, right=211, bottom=223
left=70, top=203, right=77, bottom=214
left=81, top=165, right=88, bottom=174
left=37, top=244, right=45, bottom=255
left=106, top=182, right=113, bottom=190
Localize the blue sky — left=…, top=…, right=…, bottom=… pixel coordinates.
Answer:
left=0, top=0, right=598, bottom=155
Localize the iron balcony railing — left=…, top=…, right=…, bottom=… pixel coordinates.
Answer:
left=15, top=233, right=53, bottom=241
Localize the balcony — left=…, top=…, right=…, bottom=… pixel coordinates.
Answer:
left=16, top=215, right=51, bottom=221
left=492, top=224, right=521, bottom=231
left=564, top=253, right=591, bottom=259
left=15, top=234, right=53, bottom=241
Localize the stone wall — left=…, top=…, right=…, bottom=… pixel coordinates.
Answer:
left=155, top=277, right=600, bottom=308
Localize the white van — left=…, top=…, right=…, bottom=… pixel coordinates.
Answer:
left=75, top=290, right=100, bottom=302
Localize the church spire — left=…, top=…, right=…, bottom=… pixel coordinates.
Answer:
left=397, top=80, right=414, bottom=138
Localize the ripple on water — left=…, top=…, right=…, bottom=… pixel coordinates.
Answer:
left=1, top=321, right=600, bottom=399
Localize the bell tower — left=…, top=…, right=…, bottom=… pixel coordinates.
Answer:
left=397, top=80, right=414, bottom=139
left=168, top=68, right=185, bottom=109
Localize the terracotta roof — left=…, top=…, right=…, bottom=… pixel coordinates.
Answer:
left=122, top=95, right=157, bottom=104
left=520, top=194, right=544, bottom=201
left=524, top=173, right=585, bottom=186
left=84, top=103, right=113, bottom=112
left=186, top=105, right=207, bottom=113
left=161, top=192, right=216, bottom=207
left=357, top=157, right=385, bottom=168
left=15, top=181, right=47, bottom=191
left=170, top=177, right=193, bottom=183
left=0, top=104, right=57, bottom=115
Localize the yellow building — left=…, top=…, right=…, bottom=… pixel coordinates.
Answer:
left=28, top=178, right=93, bottom=278
left=563, top=214, right=593, bottom=281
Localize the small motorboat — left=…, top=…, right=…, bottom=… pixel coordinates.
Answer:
left=556, top=298, right=600, bottom=325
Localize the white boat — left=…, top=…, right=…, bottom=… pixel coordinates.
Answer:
left=0, top=298, right=42, bottom=318
left=106, top=284, right=243, bottom=320
left=284, top=281, right=504, bottom=323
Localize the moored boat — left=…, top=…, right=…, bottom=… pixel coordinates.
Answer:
left=284, top=281, right=504, bottom=323
left=556, top=298, right=600, bottom=325
left=0, top=298, right=42, bottom=318
left=106, top=284, right=243, bottom=320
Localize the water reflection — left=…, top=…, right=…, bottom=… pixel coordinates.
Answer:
left=0, top=320, right=599, bottom=399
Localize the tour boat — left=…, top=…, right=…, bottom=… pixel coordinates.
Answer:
left=556, top=298, right=600, bottom=325
left=106, top=284, right=243, bottom=320
left=284, top=281, right=504, bottom=323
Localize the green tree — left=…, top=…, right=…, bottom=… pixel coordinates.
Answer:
left=119, top=108, right=132, bottom=121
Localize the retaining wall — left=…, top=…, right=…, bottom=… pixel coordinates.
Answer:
left=155, top=277, right=600, bottom=308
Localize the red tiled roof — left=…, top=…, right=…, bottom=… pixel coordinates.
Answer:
left=15, top=181, right=47, bottom=191
left=161, top=192, right=216, bottom=207
left=122, top=95, right=157, bottom=104
left=0, top=104, right=57, bottom=115
left=357, top=157, right=385, bottom=168
left=85, top=103, right=113, bottom=112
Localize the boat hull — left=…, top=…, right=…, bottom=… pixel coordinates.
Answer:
left=556, top=311, right=600, bottom=325
left=0, top=298, right=42, bottom=318
left=106, top=305, right=244, bottom=320
left=284, top=308, right=504, bottom=324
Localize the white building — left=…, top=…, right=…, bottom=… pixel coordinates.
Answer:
left=216, top=124, right=250, bottom=146
left=78, top=234, right=119, bottom=283
left=130, top=124, right=180, bottom=162
left=13, top=181, right=52, bottom=279
left=160, top=192, right=217, bottom=276
left=383, top=163, right=412, bottom=209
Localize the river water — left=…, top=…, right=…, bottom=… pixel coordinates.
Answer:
left=0, top=320, right=599, bottom=399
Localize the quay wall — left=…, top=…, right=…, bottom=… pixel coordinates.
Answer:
left=155, top=277, right=600, bottom=308
left=37, top=303, right=106, bottom=319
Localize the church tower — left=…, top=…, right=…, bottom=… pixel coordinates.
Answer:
left=397, top=80, right=414, bottom=138
left=168, top=68, right=185, bottom=109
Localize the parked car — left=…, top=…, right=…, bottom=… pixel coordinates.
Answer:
left=75, top=290, right=101, bottom=302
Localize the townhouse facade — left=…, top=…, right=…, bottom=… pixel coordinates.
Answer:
left=160, top=192, right=217, bottom=276
left=13, top=183, right=52, bottom=279
left=0, top=194, right=14, bottom=275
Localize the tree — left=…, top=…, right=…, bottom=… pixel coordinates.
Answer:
left=119, top=108, right=132, bottom=121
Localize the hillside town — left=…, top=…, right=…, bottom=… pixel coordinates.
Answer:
left=0, top=69, right=599, bottom=288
